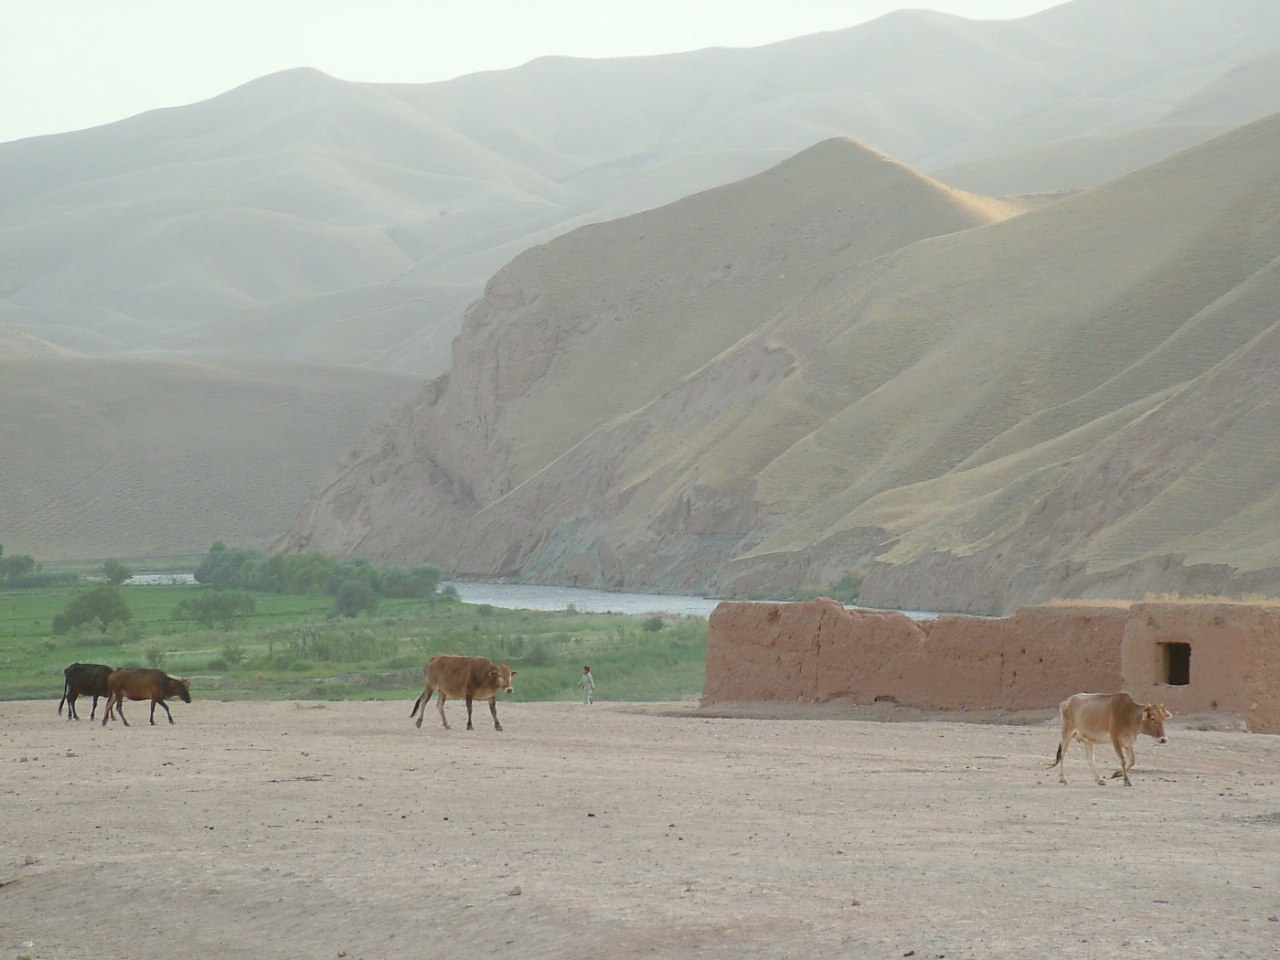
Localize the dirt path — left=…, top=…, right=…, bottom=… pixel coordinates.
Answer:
left=3, top=698, right=1279, bottom=959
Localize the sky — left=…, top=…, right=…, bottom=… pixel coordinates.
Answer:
left=1, top=0, right=1061, bottom=145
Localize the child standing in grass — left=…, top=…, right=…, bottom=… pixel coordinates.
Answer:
left=579, top=665, right=595, bottom=704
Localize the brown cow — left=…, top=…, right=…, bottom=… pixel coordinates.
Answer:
left=409, top=655, right=516, bottom=731
left=101, top=669, right=192, bottom=727
left=1049, top=692, right=1171, bottom=786
left=58, top=662, right=114, bottom=720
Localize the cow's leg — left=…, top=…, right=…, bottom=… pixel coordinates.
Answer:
left=488, top=695, right=502, bottom=732
left=1109, top=743, right=1136, bottom=780
left=1083, top=740, right=1105, bottom=785
left=436, top=692, right=451, bottom=729
left=1054, top=720, right=1073, bottom=783
left=89, top=694, right=100, bottom=720
left=66, top=693, right=78, bottom=720
left=412, top=686, right=432, bottom=727
left=411, top=682, right=434, bottom=728
left=1111, top=735, right=1132, bottom=786
left=464, top=694, right=475, bottom=731
left=155, top=699, right=174, bottom=724
left=104, top=694, right=129, bottom=727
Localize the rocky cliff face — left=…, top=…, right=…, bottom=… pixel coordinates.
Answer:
left=280, top=118, right=1280, bottom=612
left=277, top=138, right=1022, bottom=586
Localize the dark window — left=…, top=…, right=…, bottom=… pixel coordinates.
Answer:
left=1162, top=642, right=1191, bottom=686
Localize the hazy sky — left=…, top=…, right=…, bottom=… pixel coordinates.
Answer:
left=2, top=0, right=1061, bottom=144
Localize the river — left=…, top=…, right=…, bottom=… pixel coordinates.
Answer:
left=442, top=581, right=939, bottom=620
left=126, top=573, right=935, bottom=619
left=442, top=581, right=721, bottom=616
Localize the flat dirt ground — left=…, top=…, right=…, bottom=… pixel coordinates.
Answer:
left=3, top=697, right=1279, bottom=960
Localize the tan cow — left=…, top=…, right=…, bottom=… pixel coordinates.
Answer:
left=409, top=655, right=516, bottom=732
left=101, top=669, right=192, bottom=727
left=1049, top=691, right=1171, bottom=786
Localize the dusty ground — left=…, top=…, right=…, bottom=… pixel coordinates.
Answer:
left=2, top=697, right=1279, bottom=960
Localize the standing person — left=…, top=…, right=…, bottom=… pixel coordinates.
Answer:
left=579, top=665, right=595, bottom=704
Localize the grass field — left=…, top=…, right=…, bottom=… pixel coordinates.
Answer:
left=0, top=584, right=707, bottom=706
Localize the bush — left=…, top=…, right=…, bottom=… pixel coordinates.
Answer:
left=143, top=641, right=168, bottom=668
left=52, top=586, right=132, bottom=634
left=206, top=658, right=229, bottom=673
left=827, top=573, right=862, bottom=603
left=220, top=640, right=247, bottom=666
left=642, top=616, right=665, bottom=632
left=331, top=580, right=378, bottom=619
left=172, top=590, right=257, bottom=628
left=193, top=542, right=444, bottom=603
left=525, top=640, right=555, bottom=667
left=101, top=558, right=133, bottom=586
left=307, top=631, right=395, bottom=663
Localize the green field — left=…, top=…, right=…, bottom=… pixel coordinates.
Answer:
left=1, top=584, right=707, bottom=706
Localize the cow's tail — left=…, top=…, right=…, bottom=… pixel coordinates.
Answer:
left=58, top=678, right=69, bottom=716
left=1048, top=743, right=1063, bottom=769
left=409, top=694, right=424, bottom=719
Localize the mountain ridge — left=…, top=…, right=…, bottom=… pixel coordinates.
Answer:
left=278, top=113, right=1280, bottom=611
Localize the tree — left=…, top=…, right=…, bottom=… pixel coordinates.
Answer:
left=52, top=586, right=132, bottom=634
left=0, top=543, right=36, bottom=584
left=331, top=580, right=378, bottom=618
left=172, top=590, right=257, bottom=628
left=101, top=558, right=133, bottom=586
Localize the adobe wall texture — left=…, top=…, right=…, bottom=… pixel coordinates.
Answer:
left=703, top=599, right=1126, bottom=711
left=703, top=598, right=1280, bottom=732
left=1121, top=602, right=1280, bottom=734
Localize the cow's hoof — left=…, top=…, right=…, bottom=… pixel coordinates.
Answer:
left=415, top=719, right=423, bottom=729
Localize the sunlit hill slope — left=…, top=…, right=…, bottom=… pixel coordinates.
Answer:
left=280, top=115, right=1280, bottom=611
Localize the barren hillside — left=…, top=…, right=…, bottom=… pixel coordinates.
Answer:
left=0, top=349, right=417, bottom=559
left=280, top=113, right=1280, bottom=612
left=2, top=0, right=1278, bottom=377
left=7, top=0, right=1280, bottom=567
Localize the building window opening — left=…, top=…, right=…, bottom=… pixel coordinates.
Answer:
left=1162, top=642, right=1191, bottom=686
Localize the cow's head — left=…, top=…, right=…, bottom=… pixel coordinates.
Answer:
left=492, top=664, right=516, bottom=695
left=1141, top=703, right=1170, bottom=743
left=170, top=677, right=193, bottom=703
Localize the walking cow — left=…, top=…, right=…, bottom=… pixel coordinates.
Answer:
left=101, top=669, right=192, bottom=727
left=1049, top=691, right=1170, bottom=786
left=409, top=655, right=516, bottom=731
left=58, top=662, right=114, bottom=720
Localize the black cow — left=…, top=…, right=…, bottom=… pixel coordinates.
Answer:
left=58, top=662, right=114, bottom=720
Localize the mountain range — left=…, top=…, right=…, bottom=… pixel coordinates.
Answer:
left=4, top=0, right=1279, bottom=374
left=279, top=114, right=1280, bottom=611
left=3, top=0, right=1279, bottom=608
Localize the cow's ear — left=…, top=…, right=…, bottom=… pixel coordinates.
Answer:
left=510, top=670, right=518, bottom=676
left=1161, top=706, right=1172, bottom=719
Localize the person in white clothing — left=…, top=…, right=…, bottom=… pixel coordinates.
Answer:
left=579, top=665, right=595, bottom=704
